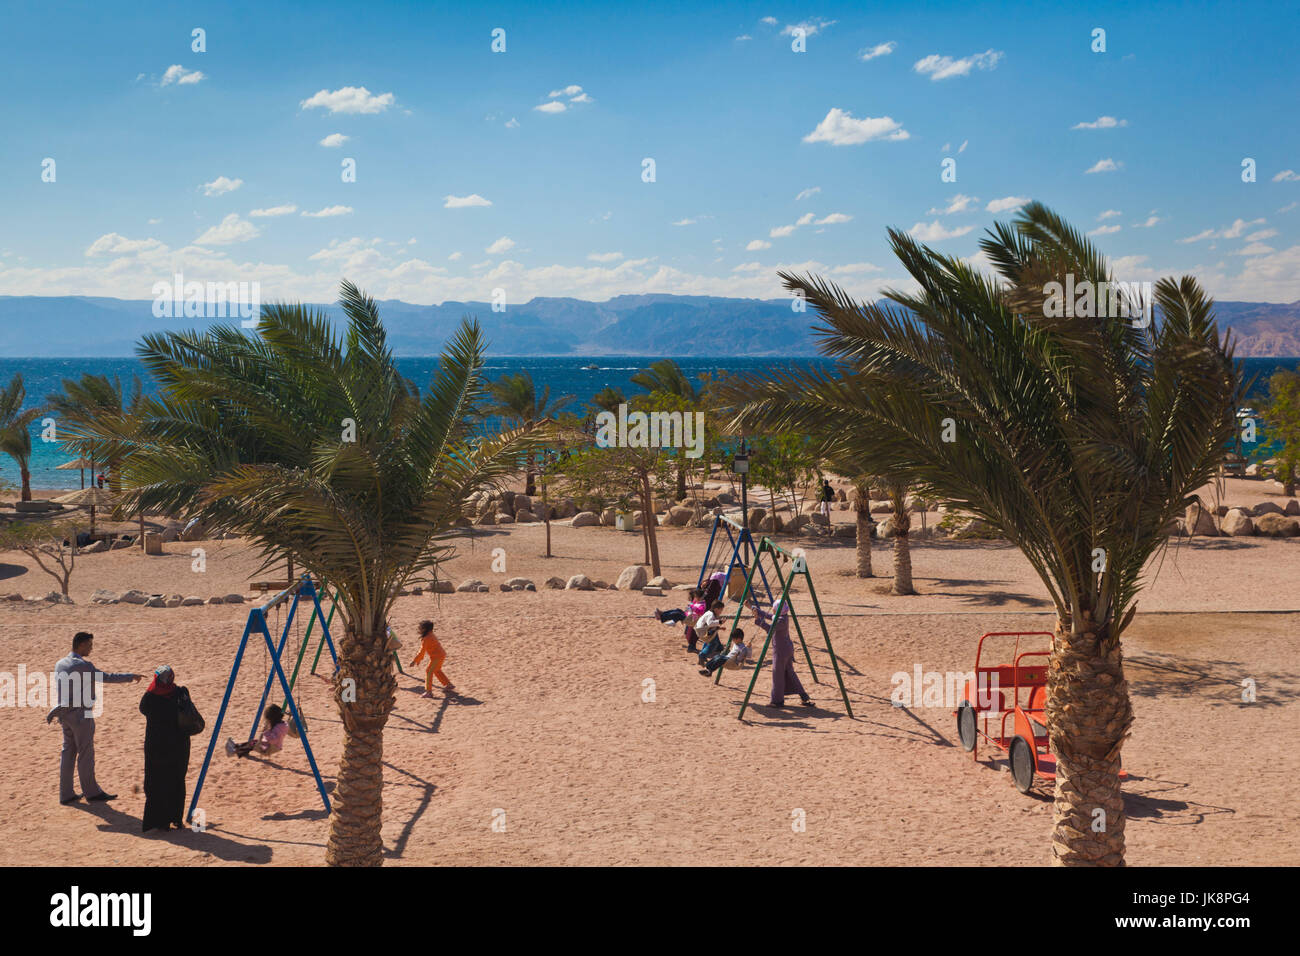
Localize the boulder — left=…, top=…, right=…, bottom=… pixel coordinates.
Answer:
left=504, top=577, right=535, bottom=590
left=431, top=580, right=455, bottom=594
left=869, top=500, right=891, bottom=514
left=476, top=585, right=490, bottom=593
left=716, top=491, right=736, bottom=505
left=208, top=596, right=225, bottom=605
left=499, top=583, right=512, bottom=592
left=810, top=512, right=830, bottom=527
left=146, top=596, right=166, bottom=608
left=120, top=589, right=150, bottom=605
left=90, top=589, right=120, bottom=605
left=616, top=565, right=649, bottom=590
left=1245, top=463, right=1260, bottom=477
left=82, top=539, right=109, bottom=554
left=500, top=491, right=516, bottom=513
left=514, top=509, right=538, bottom=523
left=474, top=512, right=497, bottom=526
left=758, top=514, right=784, bottom=533
left=164, top=594, right=184, bottom=608
left=600, top=508, right=617, bottom=526
left=182, top=596, right=205, bottom=606
left=642, top=586, right=664, bottom=597
left=1184, top=502, right=1219, bottom=536
left=3, top=592, right=23, bottom=601
left=544, top=576, right=566, bottom=589
left=836, top=501, right=851, bottom=510
left=834, top=523, right=856, bottom=539
left=1285, top=498, right=1300, bottom=516
left=513, top=494, right=532, bottom=513
left=495, top=513, right=515, bottom=524
left=571, top=511, right=600, bottom=528
left=1212, top=504, right=1230, bottom=517
left=554, top=498, right=577, bottom=519
left=747, top=507, right=766, bottom=530
left=665, top=505, right=694, bottom=527
left=1221, top=509, right=1254, bottom=536
left=594, top=580, right=611, bottom=590
left=1252, top=502, right=1285, bottom=517
left=222, top=593, right=245, bottom=604
left=1254, top=513, right=1300, bottom=537
left=160, top=527, right=180, bottom=543
left=648, top=575, right=671, bottom=590
left=110, top=537, right=133, bottom=549
left=457, top=579, right=484, bottom=592
left=565, top=574, right=595, bottom=591
left=40, top=591, right=73, bottom=604
left=786, top=514, right=810, bottom=533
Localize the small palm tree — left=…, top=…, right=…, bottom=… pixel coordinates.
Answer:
left=483, top=371, right=574, bottom=495
left=874, top=476, right=915, bottom=595
left=46, top=372, right=143, bottom=492
left=726, top=203, right=1237, bottom=865
left=850, top=475, right=874, bottom=578
left=95, top=281, right=544, bottom=866
left=0, top=374, right=41, bottom=501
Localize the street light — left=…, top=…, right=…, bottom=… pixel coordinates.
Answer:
left=732, top=439, right=750, bottom=564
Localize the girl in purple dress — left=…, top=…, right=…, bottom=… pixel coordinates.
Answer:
left=758, top=599, right=812, bottom=708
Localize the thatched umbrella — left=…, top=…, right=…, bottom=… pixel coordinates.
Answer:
left=53, top=486, right=118, bottom=536
left=56, top=457, right=96, bottom=490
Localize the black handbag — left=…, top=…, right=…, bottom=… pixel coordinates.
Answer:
left=175, top=687, right=205, bottom=736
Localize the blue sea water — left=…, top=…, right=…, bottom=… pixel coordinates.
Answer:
left=2, top=355, right=1296, bottom=491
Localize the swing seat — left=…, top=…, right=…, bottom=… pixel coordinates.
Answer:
left=287, top=716, right=306, bottom=738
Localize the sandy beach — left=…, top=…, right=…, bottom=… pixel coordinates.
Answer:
left=1, top=475, right=1296, bottom=867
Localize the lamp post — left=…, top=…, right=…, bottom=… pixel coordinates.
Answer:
left=732, top=439, right=750, bottom=564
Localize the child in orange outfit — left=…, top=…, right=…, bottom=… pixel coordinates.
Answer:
left=410, top=620, right=454, bottom=697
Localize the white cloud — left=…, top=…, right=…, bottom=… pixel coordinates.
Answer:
left=770, top=224, right=797, bottom=238
left=829, top=262, right=880, bottom=274
left=746, top=239, right=772, bottom=251
left=1233, top=242, right=1276, bottom=256
left=443, top=194, right=492, bottom=208
left=1072, top=116, right=1129, bottom=130
left=909, top=221, right=974, bottom=241
left=1246, top=229, right=1279, bottom=241
left=930, top=194, right=978, bottom=215
left=319, top=133, right=350, bottom=148
left=858, top=41, right=896, bottom=61
left=201, top=176, right=243, bottom=196
left=782, top=18, right=836, bottom=37
left=1098, top=209, right=1122, bottom=220
left=913, top=49, right=1003, bottom=81
left=672, top=218, right=697, bottom=226
left=1087, top=224, right=1122, bottom=236
left=1278, top=201, right=1298, bottom=213
left=796, top=212, right=815, bottom=226
left=760, top=16, right=777, bottom=26
left=795, top=186, right=821, bottom=201
left=548, top=85, right=583, bottom=98
left=588, top=251, right=623, bottom=262
left=1222, top=217, right=1266, bottom=238
left=958, top=140, right=968, bottom=153
left=302, top=205, right=353, bottom=218
left=194, top=213, right=260, bottom=246
left=448, top=251, right=462, bottom=261
left=160, top=65, right=205, bottom=86
left=815, top=213, right=852, bottom=225
left=803, top=108, right=909, bottom=145
left=1272, top=170, right=1300, bottom=182
left=1085, top=158, right=1121, bottom=174
left=986, top=196, right=1028, bottom=213
left=1177, top=229, right=1216, bottom=244
left=249, top=204, right=298, bottom=218
left=534, top=100, right=566, bottom=114
left=505, top=117, right=519, bottom=128
left=569, top=92, right=593, bottom=104
left=85, top=233, right=165, bottom=257
left=735, top=34, right=752, bottom=41
left=486, top=236, right=515, bottom=255
left=147, top=218, right=161, bottom=225
left=300, top=86, right=395, bottom=114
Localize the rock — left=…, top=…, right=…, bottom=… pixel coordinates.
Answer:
left=222, top=593, right=245, bottom=604
left=642, top=586, right=664, bottom=596
left=3, top=592, right=23, bottom=601
left=1286, top=499, right=1300, bottom=516
left=554, top=498, right=577, bottom=519
left=457, top=579, right=484, bottom=592
left=120, top=589, right=150, bottom=605
left=759, top=514, right=783, bottom=533
left=500, top=583, right=513, bottom=592
left=571, top=511, right=600, bottom=528
left=500, top=491, right=516, bottom=513
left=870, top=500, right=893, bottom=514
left=786, top=514, right=810, bottom=532
left=208, top=596, right=225, bottom=605
left=164, top=594, right=184, bottom=608
left=544, top=576, right=566, bottom=589
left=836, top=501, right=850, bottom=510
left=513, top=494, right=532, bottom=513
left=1221, top=509, right=1254, bottom=536
left=110, top=537, right=133, bottom=549
left=505, top=577, right=535, bottom=590
left=1252, top=501, right=1285, bottom=517
left=514, top=509, right=538, bottom=523
left=1212, top=504, right=1229, bottom=517
left=475, top=585, right=490, bottom=593
left=716, top=491, right=736, bottom=505
left=594, top=580, right=611, bottom=589
left=600, top=508, right=617, bottom=526
left=160, top=527, right=180, bottom=543
left=834, top=523, right=855, bottom=538
left=665, top=505, right=694, bottom=527
left=179, top=521, right=206, bottom=542
left=475, top=512, right=496, bottom=526
left=615, top=565, right=649, bottom=590
left=648, top=575, right=671, bottom=589
left=495, top=513, right=515, bottom=524
left=146, top=597, right=166, bottom=608
left=38, top=591, right=73, bottom=604
left=1184, top=502, right=1219, bottom=536
left=566, top=574, right=595, bottom=591
left=524, top=582, right=536, bottom=591
left=90, top=589, right=120, bottom=605
left=1254, top=513, right=1300, bottom=537
left=955, top=518, right=1001, bottom=540
left=747, top=507, right=766, bottom=530
left=182, top=596, right=205, bottom=606
left=836, top=489, right=848, bottom=502
left=432, top=580, right=455, bottom=594
left=82, top=539, right=109, bottom=554
left=1246, top=463, right=1260, bottom=476
left=810, top=512, right=830, bottom=527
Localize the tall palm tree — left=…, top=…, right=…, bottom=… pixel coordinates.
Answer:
left=0, top=374, right=41, bottom=501
left=483, top=371, right=573, bottom=495
left=46, top=372, right=144, bottom=493
left=874, top=476, right=915, bottom=595
left=94, top=281, right=544, bottom=866
left=726, top=203, right=1237, bottom=865
left=850, top=475, right=874, bottom=577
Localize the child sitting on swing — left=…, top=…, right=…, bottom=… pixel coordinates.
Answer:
left=688, top=600, right=725, bottom=654
left=225, top=704, right=289, bottom=759
left=700, top=628, right=750, bottom=675
left=655, top=588, right=704, bottom=625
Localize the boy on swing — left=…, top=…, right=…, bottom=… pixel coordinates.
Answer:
left=410, top=619, right=454, bottom=697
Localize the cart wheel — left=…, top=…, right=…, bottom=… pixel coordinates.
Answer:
left=1009, top=735, right=1035, bottom=793
left=957, top=702, right=977, bottom=752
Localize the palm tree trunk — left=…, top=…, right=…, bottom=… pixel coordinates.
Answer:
left=325, top=623, right=397, bottom=867
left=676, top=461, right=687, bottom=501
left=641, top=472, right=661, bottom=577
left=854, top=500, right=873, bottom=577
left=19, top=462, right=31, bottom=501
left=1046, top=613, right=1132, bottom=866
left=890, top=502, right=914, bottom=595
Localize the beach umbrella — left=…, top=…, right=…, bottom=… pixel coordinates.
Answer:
left=53, top=486, right=118, bottom=536
left=56, top=457, right=96, bottom=490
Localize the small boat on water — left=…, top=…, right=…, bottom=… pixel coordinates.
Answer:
left=583, top=363, right=600, bottom=370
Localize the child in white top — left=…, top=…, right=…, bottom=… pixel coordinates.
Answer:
left=688, top=601, right=724, bottom=654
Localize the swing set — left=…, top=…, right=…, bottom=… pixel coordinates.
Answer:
left=697, top=512, right=777, bottom=603
left=187, top=576, right=340, bottom=823
left=713, top=535, right=853, bottom=721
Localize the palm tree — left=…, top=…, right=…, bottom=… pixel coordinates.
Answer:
left=725, top=203, right=1237, bottom=865
left=850, top=475, right=874, bottom=577
left=97, top=281, right=544, bottom=866
left=631, top=360, right=701, bottom=500
left=483, top=371, right=574, bottom=495
left=46, top=372, right=144, bottom=493
left=874, top=476, right=915, bottom=595
left=0, top=374, right=41, bottom=501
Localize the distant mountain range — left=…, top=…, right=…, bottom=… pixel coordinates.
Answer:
left=2, top=293, right=1299, bottom=357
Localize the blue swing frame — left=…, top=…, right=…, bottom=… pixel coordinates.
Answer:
left=187, top=576, right=339, bottom=823
left=697, top=513, right=777, bottom=607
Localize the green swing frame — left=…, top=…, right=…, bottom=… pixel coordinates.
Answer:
left=714, top=536, right=853, bottom=720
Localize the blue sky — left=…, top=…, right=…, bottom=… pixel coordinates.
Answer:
left=1, top=0, right=1298, bottom=306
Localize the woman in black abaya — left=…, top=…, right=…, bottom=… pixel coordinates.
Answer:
left=139, top=665, right=190, bottom=832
